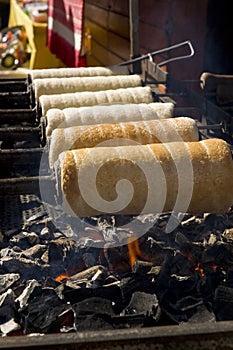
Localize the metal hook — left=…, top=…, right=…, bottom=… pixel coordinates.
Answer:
left=157, top=40, right=195, bottom=67
left=117, top=40, right=195, bottom=67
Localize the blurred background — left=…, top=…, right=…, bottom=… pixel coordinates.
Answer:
left=0, top=0, right=233, bottom=78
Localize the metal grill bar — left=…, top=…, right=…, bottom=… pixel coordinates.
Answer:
left=0, top=175, right=51, bottom=195
left=0, top=107, right=37, bottom=124
left=1, top=321, right=233, bottom=350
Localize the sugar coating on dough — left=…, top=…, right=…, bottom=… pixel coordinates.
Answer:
left=49, top=117, right=199, bottom=167
left=39, top=86, right=154, bottom=115
left=33, top=75, right=142, bottom=99
left=30, top=66, right=128, bottom=80
left=45, top=102, right=174, bottom=136
left=56, top=138, right=233, bottom=217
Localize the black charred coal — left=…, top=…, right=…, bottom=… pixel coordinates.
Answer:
left=9, top=231, right=40, bottom=250
left=0, top=198, right=233, bottom=335
left=122, top=291, right=160, bottom=320
left=0, top=317, right=20, bottom=335
left=0, top=273, right=20, bottom=294
left=0, top=289, right=20, bottom=335
left=16, top=279, right=41, bottom=309
left=0, top=256, right=51, bottom=281
left=20, top=291, right=71, bottom=334
left=213, top=284, right=233, bottom=321
left=74, top=314, right=114, bottom=331
left=74, top=297, right=115, bottom=317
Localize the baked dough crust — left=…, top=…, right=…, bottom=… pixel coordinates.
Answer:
left=49, top=117, right=199, bottom=167
left=33, top=75, right=142, bottom=99
left=56, top=138, right=233, bottom=217
left=30, top=66, right=128, bottom=80
left=45, top=102, right=174, bottom=137
left=39, top=86, right=154, bottom=115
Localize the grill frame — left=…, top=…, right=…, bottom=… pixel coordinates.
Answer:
left=1, top=321, right=233, bottom=349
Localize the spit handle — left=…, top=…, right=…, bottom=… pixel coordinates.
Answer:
left=117, top=40, right=195, bottom=67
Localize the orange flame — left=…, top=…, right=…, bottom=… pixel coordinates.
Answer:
left=127, top=237, right=141, bottom=269
left=195, top=263, right=205, bottom=278
left=55, top=273, right=69, bottom=282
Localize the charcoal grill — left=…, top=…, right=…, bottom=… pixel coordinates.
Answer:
left=1, top=43, right=233, bottom=349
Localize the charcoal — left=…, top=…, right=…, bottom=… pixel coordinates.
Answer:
left=202, top=242, right=233, bottom=268
left=213, top=284, right=233, bottom=321
left=16, top=279, right=41, bottom=309
left=223, top=228, right=233, bottom=241
left=122, top=291, right=160, bottom=323
left=0, top=290, right=20, bottom=333
left=0, top=303, right=19, bottom=332
left=74, top=226, right=105, bottom=246
left=137, top=236, right=169, bottom=265
left=203, top=213, right=227, bottom=232
left=66, top=265, right=109, bottom=285
left=170, top=295, right=203, bottom=312
left=0, top=245, right=45, bottom=263
left=0, top=289, right=15, bottom=308
left=39, top=226, right=55, bottom=241
left=74, top=297, right=115, bottom=316
left=9, top=231, right=39, bottom=249
left=0, top=257, right=48, bottom=281
left=112, top=290, right=161, bottom=329
left=20, top=244, right=47, bottom=260
left=61, top=284, right=94, bottom=304
left=0, top=273, right=20, bottom=294
left=21, top=293, right=71, bottom=334
left=104, top=245, right=131, bottom=272
left=62, top=279, right=122, bottom=306
left=112, top=314, right=148, bottom=328
left=0, top=247, right=20, bottom=259
left=74, top=314, right=114, bottom=331
left=53, top=231, right=66, bottom=240
left=2, top=228, right=21, bottom=239
left=0, top=191, right=232, bottom=334
left=26, top=211, right=48, bottom=223
left=147, top=266, right=161, bottom=276
left=23, top=221, right=52, bottom=236
left=47, top=238, right=80, bottom=264
left=82, top=252, right=99, bottom=268
left=56, top=309, right=75, bottom=333
left=155, top=251, right=203, bottom=319
left=120, top=274, right=156, bottom=302
left=187, top=304, right=215, bottom=323
left=0, top=317, right=21, bottom=335
left=132, top=260, right=154, bottom=274
left=92, top=281, right=122, bottom=302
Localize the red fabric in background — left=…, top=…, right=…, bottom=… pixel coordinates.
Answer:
left=47, top=0, right=85, bottom=67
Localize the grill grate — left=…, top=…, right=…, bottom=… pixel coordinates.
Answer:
left=0, top=194, right=47, bottom=233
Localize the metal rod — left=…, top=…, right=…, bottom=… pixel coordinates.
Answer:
left=0, top=148, right=43, bottom=163
left=118, top=40, right=194, bottom=66
left=129, top=0, right=141, bottom=73
left=1, top=321, right=233, bottom=350
left=0, top=175, right=51, bottom=195
left=198, top=124, right=222, bottom=130
left=0, top=126, right=40, bottom=141
left=0, top=107, right=37, bottom=124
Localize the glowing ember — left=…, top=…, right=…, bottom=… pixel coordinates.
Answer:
left=195, top=263, right=205, bottom=278
left=55, top=273, right=69, bottom=282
